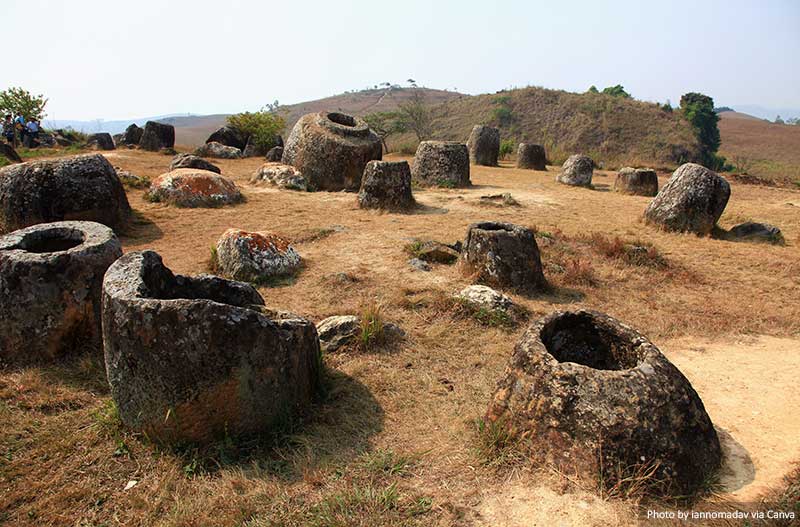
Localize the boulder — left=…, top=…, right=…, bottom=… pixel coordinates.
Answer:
left=412, top=240, right=459, bottom=264
left=282, top=112, right=382, bottom=191
left=169, top=153, right=221, bottom=174
left=119, top=123, right=143, bottom=145
left=0, top=143, right=22, bottom=163
left=467, top=125, right=500, bottom=166
left=726, top=222, right=783, bottom=244
left=614, top=167, right=658, bottom=196
left=486, top=310, right=722, bottom=495
left=38, top=132, right=57, bottom=148
left=102, top=250, right=322, bottom=444
left=87, top=133, right=116, bottom=151
left=516, top=143, right=547, bottom=170
left=316, top=315, right=360, bottom=353
left=147, top=169, right=243, bottom=207
left=139, top=121, right=175, bottom=151
left=457, top=285, right=513, bottom=312
left=195, top=141, right=243, bottom=159
left=358, top=160, right=415, bottom=210
left=644, top=163, right=730, bottom=235
left=250, top=163, right=307, bottom=191
left=206, top=126, right=248, bottom=151
left=461, top=222, right=547, bottom=293
left=557, top=154, right=593, bottom=187
left=242, top=136, right=269, bottom=157
left=0, top=154, right=131, bottom=234
left=266, top=146, right=284, bottom=162
left=0, top=221, right=122, bottom=364
left=215, top=229, right=301, bottom=282
left=411, top=141, right=471, bottom=188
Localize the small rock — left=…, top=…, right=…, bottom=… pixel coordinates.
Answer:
left=316, top=315, right=360, bottom=352
left=479, top=193, right=520, bottom=207
left=115, top=168, right=149, bottom=188
left=195, top=141, right=242, bottom=159
left=266, top=146, right=284, bottom=162
left=251, top=163, right=307, bottom=191
left=409, top=258, right=431, bottom=272
left=726, top=222, right=783, bottom=244
left=215, top=229, right=301, bottom=282
left=169, top=153, right=221, bottom=174
left=457, top=285, right=513, bottom=312
left=413, top=240, right=459, bottom=264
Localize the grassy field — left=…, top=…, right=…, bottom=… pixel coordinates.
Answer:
left=1, top=149, right=799, bottom=526
left=719, top=111, right=800, bottom=187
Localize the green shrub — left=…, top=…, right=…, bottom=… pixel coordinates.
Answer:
left=226, top=110, right=285, bottom=149
left=499, top=139, right=515, bottom=159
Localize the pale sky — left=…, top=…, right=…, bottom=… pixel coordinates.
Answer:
left=5, top=0, right=799, bottom=120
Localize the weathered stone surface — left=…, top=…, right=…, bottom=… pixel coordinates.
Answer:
left=115, top=168, right=149, bottom=188
left=727, top=221, right=783, bottom=244
left=169, top=153, right=221, bottom=174
left=486, top=310, right=721, bottom=495
left=467, top=125, right=500, bottom=166
left=250, top=163, right=307, bottom=191
left=411, top=141, right=470, bottom=188
left=0, top=143, right=22, bottom=163
left=614, top=167, right=658, bottom=196
left=243, top=136, right=268, bottom=157
left=0, top=154, right=131, bottom=234
left=119, top=123, right=143, bottom=145
left=266, top=146, right=284, bottom=162
left=457, top=285, right=513, bottom=312
left=146, top=169, right=243, bottom=207
left=0, top=221, right=122, bottom=364
left=644, top=163, right=730, bottom=235
left=461, top=222, right=547, bottom=293
left=102, top=250, right=322, bottom=444
left=206, top=126, right=248, bottom=151
left=358, top=160, right=415, bottom=210
left=282, top=112, right=382, bottom=191
left=195, top=141, right=243, bottom=159
left=216, top=229, right=301, bottom=282
left=516, top=143, right=547, bottom=170
left=87, top=133, right=116, bottom=151
left=409, top=258, right=430, bottom=272
left=139, top=121, right=175, bottom=151
left=557, top=154, right=593, bottom=187
left=317, top=315, right=360, bottom=353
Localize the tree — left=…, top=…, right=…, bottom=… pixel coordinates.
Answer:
left=226, top=109, right=285, bottom=149
left=364, top=111, right=407, bottom=153
left=397, top=89, right=432, bottom=142
left=0, top=87, right=48, bottom=121
left=587, top=85, right=599, bottom=93
left=680, top=92, right=723, bottom=169
left=775, top=115, right=785, bottom=124
left=601, top=85, right=631, bottom=98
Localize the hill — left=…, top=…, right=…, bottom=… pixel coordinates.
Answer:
left=719, top=111, right=800, bottom=185
left=427, top=87, right=701, bottom=169
left=165, top=87, right=465, bottom=146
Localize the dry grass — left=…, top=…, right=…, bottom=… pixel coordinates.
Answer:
left=1, top=149, right=799, bottom=525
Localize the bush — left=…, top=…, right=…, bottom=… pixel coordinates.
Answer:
left=680, top=92, right=721, bottom=169
left=226, top=110, right=285, bottom=149
left=499, top=139, right=515, bottom=159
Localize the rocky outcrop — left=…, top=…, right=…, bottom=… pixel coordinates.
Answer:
left=215, top=229, right=301, bottom=282
left=411, top=141, right=471, bottom=187
left=614, top=167, right=658, bottom=196
left=556, top=154, right=593, bottom=187
left=87, top=133, right=116, bottom=151
left=282, top=112, right=382, bottom=191
left=195, top=141, right=242, bottom=159
left=102, top=250, right=323, bottom=444
left=206, top=126, right=248, bottom=151
left=644, top=163, right=730, bottom=235
left=266, top=146, right=284, bottom=162
left=119, top=123, right=143, bottom=145
left=0, top=221, right=122, bottom=364
left=516, top=143, right=547, bottom=170
left=358, top=160, right=415, bottom=210
left=146, top=169, right=243, bottom=207
left=0, top=154, right=131, bottom=234
left=461, top=222, right=547, bottom=293
left=139, top=121, right=175, bottom=151
left=486, top=310, right=722, bottom=496
left=169, top=153, right=221, bottom=174
left=467, top=125, right=500, bottom=166
left=250, top=163, right=307, bottom=191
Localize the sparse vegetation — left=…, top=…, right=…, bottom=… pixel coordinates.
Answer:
left=0, top=86, right=48, bottom=120
left=397, top=89, right=433, bottom=141
left=498, top=138, right=515, bottom=159
left=358, top=303, right=385, bottom=352
left=363, top=111, right=407, bottom=153
left=681, top=92, right=725, bottom=170
left=226, top=109, right=285, bottom=149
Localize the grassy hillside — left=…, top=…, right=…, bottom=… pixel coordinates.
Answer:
left=719, top=111, right=800, bottom=185
left=427, top=87, right=701, bottom=169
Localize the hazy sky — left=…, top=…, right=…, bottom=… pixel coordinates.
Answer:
left=5, top=0, right=799, bottom=120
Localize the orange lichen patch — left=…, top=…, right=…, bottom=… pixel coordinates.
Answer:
left=221, top=229, right=293, bottom=253
left=153, top=169, right=238, bottom=198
